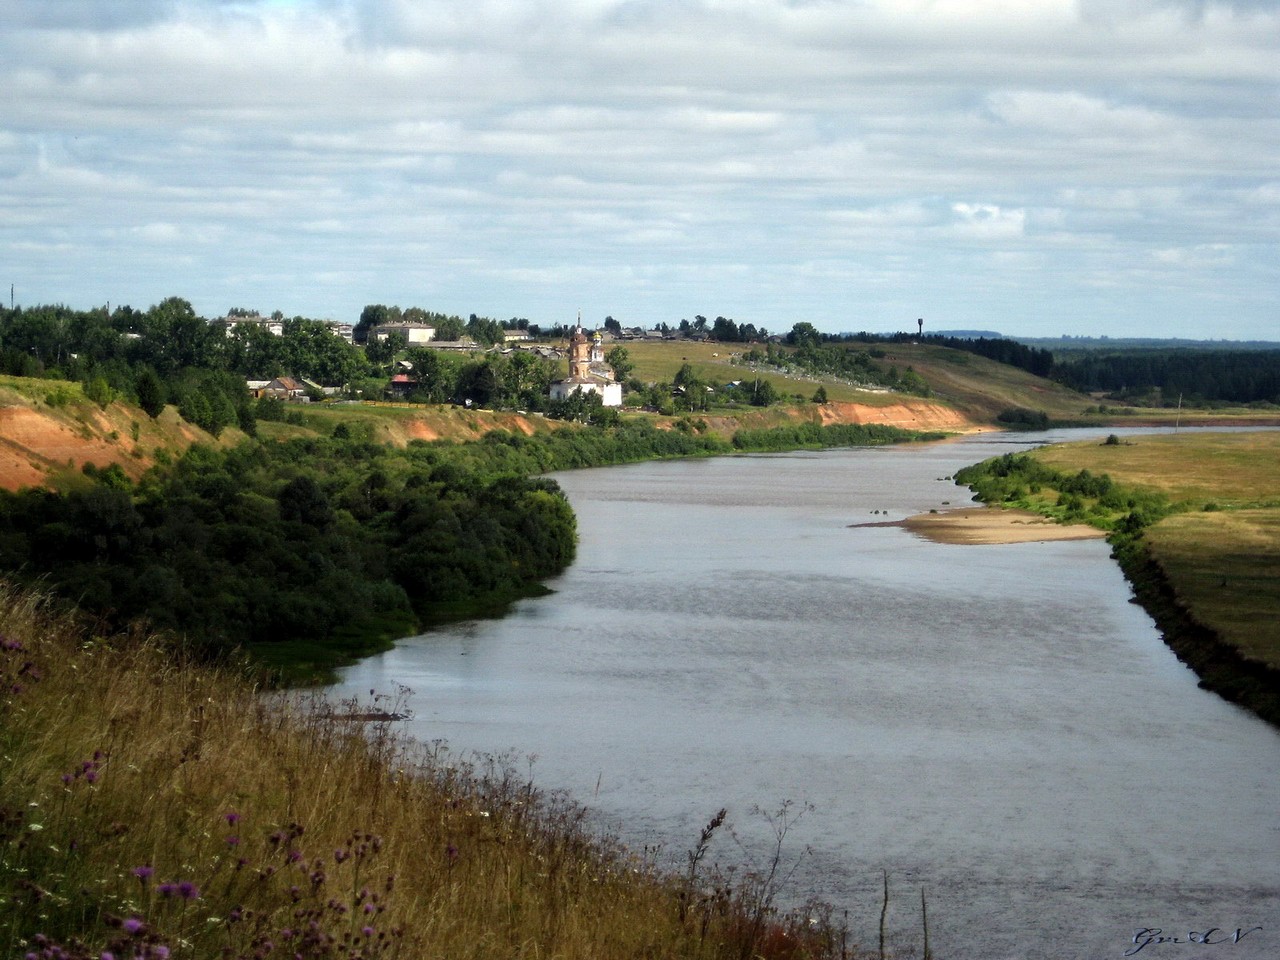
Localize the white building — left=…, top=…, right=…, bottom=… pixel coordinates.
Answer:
left=549, top=324, right=622, bottom=407
left=372, top=322, right=436, bottom=344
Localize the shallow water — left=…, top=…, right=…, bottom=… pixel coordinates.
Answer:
left=333, top=429, right=1279, bottom=959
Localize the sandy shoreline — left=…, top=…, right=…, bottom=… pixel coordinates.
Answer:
left=855, top=507, right=1108, bottom=545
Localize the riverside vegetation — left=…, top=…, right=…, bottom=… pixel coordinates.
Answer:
left=0, top=419, right=936, bottom=685
left=954, top=430, right=1280, bottom=726
left=0, top=583, right=901, bottom=960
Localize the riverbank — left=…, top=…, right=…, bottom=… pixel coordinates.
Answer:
left=951, top=431, right=1280, bottom=727
left=0, top=582, right=873, bottom=960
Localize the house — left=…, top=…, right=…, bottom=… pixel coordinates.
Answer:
left=211, top=314, right=284, bottom=337
left=420, top=339, right=481, bottom=352
left=372, top=322, right=436, bottom=345
left=262, top=376, right=307, bottom=400
left=323, top=321, right=355, bottom=344
left=386, top=374, right=419, bottom=398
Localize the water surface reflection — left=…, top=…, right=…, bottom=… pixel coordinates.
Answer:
left=334, top=430, right=1279, bottom=959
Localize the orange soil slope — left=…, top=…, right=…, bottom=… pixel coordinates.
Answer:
left=0, top=399, right=201, bottom=492
left=813, top=400, right=979, bottom=432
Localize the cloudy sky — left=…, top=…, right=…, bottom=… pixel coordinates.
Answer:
left=3, top=0, right=1277, bottom=338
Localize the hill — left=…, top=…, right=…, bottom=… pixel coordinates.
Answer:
left=0, top=375, right=206, bottom=491
left=4, top=336, right=1278, bottom=492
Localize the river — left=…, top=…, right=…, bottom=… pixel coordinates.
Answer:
left=331, top=428, right=1279, bottom=960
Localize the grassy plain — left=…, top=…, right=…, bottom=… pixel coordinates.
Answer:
left=0, top=585, right=869, bottom=960
left=1029, top=431, right=1280, bottom=672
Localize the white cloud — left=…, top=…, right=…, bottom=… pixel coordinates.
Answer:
left=0, top=0, right=1277, bottom=336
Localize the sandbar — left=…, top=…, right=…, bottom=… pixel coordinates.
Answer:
left=890, top=507, right=1108, bottom=545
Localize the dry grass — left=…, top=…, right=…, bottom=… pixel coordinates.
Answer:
left=1032, top=431, right=1280, bottom=506
left=0, top=584, right=878, bottom=960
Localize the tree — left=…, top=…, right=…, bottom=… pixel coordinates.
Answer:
left=787, top=322, right=822, bottom=349
left=606, top=346, right=634, bottom=382
left=712, top=316, right=739, bottom=341
left=355, top=304, right=391, bottom=344
left=365, top=332, right=406, bottom=367
left=135, top=367, right=166, bottom=418
left=278, top=475, right=333, bottom=529
left=812, top=385, right=828, bottom=404
left=751, top=378, right=778, bottom=406
left=604, top=316, right=621, bottom=334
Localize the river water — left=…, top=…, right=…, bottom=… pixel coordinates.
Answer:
left=332, top=428, right=1279, bottom=960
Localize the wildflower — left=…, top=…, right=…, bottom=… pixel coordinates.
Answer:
left=225, top=836, right=240, bottom=847
left=224, top=812, right=241, bottom=825
left=445, top=844, right=459, bottom=863
left=122, top=917, right=145, bottom=935
left=133, top=865, right=154, bottom=882
left=361, top=926, right=374, bottom=937
left=177, top=881, right=199, bottom=900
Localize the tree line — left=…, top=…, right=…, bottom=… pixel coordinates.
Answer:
left=1047, top=349, right=1280, bottom=406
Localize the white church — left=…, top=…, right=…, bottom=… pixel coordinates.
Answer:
left=549, top=323, right=623, bottom=407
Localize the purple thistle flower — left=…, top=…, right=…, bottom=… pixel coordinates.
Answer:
left=151, top=947, right=170, bottom=960
left=224, top=811, right=241, bottom=825
left=225, top=835, right=240, bottom=847
left=101, top=951, right=115, bottom=960
left=132, top=865, right=154, bottom=882
left=122, top=917, right=144, bottom=935
left=287, top=849, right=302, bottom=863
left=84, top=770, right=98, bottom=784
left=361, top=926, right=374, bottom=937
left=177, top=880, right=199, bottom=900
left=157, top=882, right=176, bottom=897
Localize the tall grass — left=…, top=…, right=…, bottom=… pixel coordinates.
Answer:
left=0, top=584, right=891, bottom=960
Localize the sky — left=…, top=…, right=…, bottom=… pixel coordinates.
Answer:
left=2, top=0, right=1278, bottom=339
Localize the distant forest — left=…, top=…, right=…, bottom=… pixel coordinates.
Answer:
left=1048, top=350, right=1280, bottom=406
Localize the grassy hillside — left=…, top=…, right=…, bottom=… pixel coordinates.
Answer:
left=0, top=583, right=879, bottom=960
left=618, top=338, right=1280, bottom=426
left=0, top=375, right=208, bottom=491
